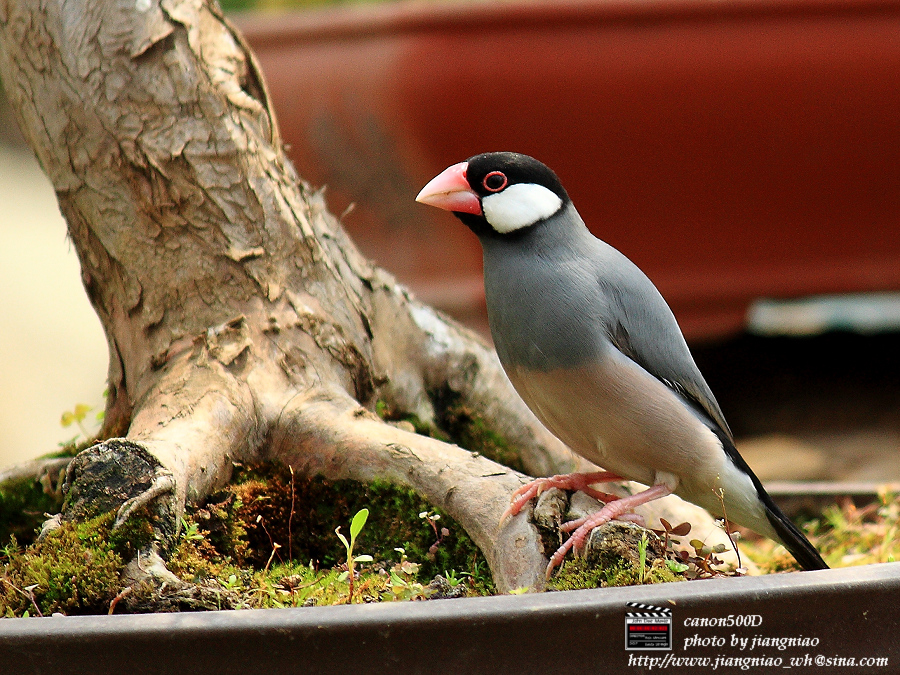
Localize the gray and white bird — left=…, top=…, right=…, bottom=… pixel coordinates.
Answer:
left=416, top=151, right=828, bottom=576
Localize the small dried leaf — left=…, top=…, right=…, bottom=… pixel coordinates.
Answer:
left=671, top=522, right=692, bottom=536
left=335, top=527, right=349, bottom=550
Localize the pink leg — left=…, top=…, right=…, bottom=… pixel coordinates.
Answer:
left=545, top=482, right=673, bottom=579
left=500, top=471, right=623, bottom=523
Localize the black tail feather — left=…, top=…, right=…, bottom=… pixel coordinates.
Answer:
left=714, top=429, right=828, bottom=571
left=760, top=491, right=829, bottom=571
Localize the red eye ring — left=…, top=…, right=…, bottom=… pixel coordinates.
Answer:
left=483, top=171, right=508, bottom=193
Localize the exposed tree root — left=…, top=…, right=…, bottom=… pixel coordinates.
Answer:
left=269, top=392, right=548, bottom=591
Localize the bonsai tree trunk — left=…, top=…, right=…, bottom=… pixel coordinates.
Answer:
left=0, top=0, right=729, bottom=594
left=0, top=0, right=580, bottom=592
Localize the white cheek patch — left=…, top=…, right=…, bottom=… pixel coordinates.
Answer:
left=481, top=183, right=563, bottom=233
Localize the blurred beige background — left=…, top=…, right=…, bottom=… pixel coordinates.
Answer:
left=0, top=143, right=108, bottom=469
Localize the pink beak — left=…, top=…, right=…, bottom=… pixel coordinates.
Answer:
left=415, top=162, right=483, bottom=215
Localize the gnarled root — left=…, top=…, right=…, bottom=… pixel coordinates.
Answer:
left=269, top=392, right=549, bottom=592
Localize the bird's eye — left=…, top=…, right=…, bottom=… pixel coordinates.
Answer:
left=483, top=171, right=508, bottom=193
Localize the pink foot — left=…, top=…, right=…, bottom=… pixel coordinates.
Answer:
left=545, top=483, right=674, bottom=579
left=500, top=471, right=623, bottom=524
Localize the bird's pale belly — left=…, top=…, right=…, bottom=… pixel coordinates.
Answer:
left=504, top=352, right=722, bottom=481
left=504, top=351, right=774, bottom=537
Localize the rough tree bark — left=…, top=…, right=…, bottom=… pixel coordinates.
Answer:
left=0, top=0, right=733, bottom=594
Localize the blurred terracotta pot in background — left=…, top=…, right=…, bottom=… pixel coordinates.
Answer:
left=236, top=0, right=900, bottom=340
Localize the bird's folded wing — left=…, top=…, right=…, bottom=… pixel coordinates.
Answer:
left=600, top=271, right=734, bottom=442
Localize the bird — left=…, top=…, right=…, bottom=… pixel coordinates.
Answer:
left=416, top=151, right=828, bottom=577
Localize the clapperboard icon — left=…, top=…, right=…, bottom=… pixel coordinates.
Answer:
left=625, top=602, right=673, bottom=650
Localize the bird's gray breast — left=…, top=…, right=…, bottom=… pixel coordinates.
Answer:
left=481, top=231, right=612, bottom=372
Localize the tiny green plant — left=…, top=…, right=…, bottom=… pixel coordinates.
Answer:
left=443, top=569, right=462, bottom=588
left=666, top=558, right=690, bottom=574
left=59, top=395, right=106, bottom=443
left=60, top=403, right=94, bottom=446
left=637, top=530, right=649, bottom=584
left=463, top=555, right=493, bottom=593
left=335, top=508, right=373, bottom=603
left=385, top=548, right=427, bottom=601
left=180, top=518, right=205, bottom=542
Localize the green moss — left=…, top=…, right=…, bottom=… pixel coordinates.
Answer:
left=0, top=460, right=498, bottom=616
left=443, top=406, right=525, bottom=473
left=375, top=400, right=449, bottom=441
left=433, top=388, right=524, bottom=472
left=738, top=491, right=899, bottom=572
left=168, top=531, right=238, bottom=584
left=0, top=514, right=123, bottom=617
left=222, top=561, right=386, bottom=609
left=208, top=465, right=489, bottom=584
left=107, top=510, right=155, bottom=561
left=168, top=523, right=474, bottom=608
left=0, top=476, right=65, bottom=548
left=377, top=393, right=525, bottom=473
left=165, top=464, right=492, bottom=603
left=190, top=491, right=249, bottom=565
left=548, top=557, right=683, bottom=591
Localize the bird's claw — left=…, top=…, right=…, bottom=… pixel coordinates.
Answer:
left=545, top=482, right=673, bottom=578
left=500, top=471, right=624, bottom=525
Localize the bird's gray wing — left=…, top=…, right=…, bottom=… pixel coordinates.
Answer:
left=598, top=259, right=734, bottom=442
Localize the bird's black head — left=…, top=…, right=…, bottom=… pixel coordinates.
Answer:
left=416, top=152, right=570, bottom=238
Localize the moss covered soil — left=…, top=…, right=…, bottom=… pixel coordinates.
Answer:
left=1, top=442, right=895, bottom=616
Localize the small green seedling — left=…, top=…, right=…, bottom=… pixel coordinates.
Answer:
left=60, top=402, right=104, bottom=444
left=336, top=508, right=373, bottom=603
left=666, top=559, right=690, bottom=574
left=443, top=569, right=462, bottom=588
left=637, top=531, right=649, bottom=584
left=385, top=548, right=426, bottom=600
left=181, top=518, right=205, bottom=541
